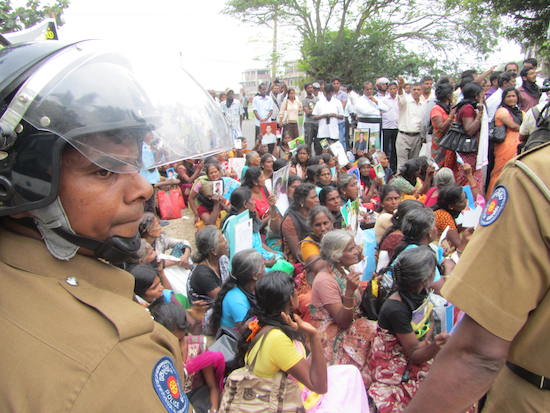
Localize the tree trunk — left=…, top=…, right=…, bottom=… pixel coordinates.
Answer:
left=271, top=13, right=278, bottom=80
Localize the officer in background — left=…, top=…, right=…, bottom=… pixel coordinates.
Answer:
left=0, top=40, right=231, bottom=412
left=406, top=141, right=550, bottom=412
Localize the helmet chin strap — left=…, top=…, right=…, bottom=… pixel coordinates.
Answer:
left=31, top=197, right=140, bottom=265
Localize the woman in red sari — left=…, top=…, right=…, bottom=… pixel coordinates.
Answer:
left=451, top=82, right=484, bottom=192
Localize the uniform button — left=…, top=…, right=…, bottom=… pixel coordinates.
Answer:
left=65, top=276, right=79, bottom=286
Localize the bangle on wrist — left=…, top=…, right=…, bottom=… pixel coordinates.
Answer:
left=342, top=304, right=354, bottom=310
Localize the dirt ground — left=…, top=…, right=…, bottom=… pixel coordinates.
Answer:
left=163, top=207, right=197, bottom=249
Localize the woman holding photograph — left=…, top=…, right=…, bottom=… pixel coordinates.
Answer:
left=241, top=166, right=276, bottom=227
left=278, top=88, right=303, bottom=139
left=189, top=161, right=231, bottom=229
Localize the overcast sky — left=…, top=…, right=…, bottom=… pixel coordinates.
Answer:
left=59, top=0, right=522, bottom=91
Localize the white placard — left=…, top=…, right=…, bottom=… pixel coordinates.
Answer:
left=234, top=218, right=253, bottom=253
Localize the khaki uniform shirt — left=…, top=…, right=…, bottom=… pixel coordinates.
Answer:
left=442, top=142, right=550, bottom=412
left=0, top=229, right=189, bottom=412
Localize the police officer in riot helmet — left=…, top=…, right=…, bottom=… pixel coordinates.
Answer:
left=0, top=40, right=231, bottom=411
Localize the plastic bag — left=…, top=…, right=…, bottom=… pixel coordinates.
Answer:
left=157, top=189, right=183, bottom=220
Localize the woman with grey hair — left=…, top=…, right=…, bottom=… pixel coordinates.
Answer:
left=310, top=229, right=377, bottom=387
left=188, top=225, right=229, bottom=302
left=424, top=167, right=455, bottom=207
left=208, top=249, right=265, bottom=332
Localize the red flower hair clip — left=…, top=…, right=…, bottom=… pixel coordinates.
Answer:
left=245, top=319, right=261, bottom=342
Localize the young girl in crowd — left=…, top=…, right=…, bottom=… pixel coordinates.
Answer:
left=432, top=185, right=470, bottom=253
left=373, top=185, right=401, bottom=243
left=368, top=247, right=450, bottom=413
left=290, top=144, right=310, bottom=179
left=149, top=301, right=225, bottom=413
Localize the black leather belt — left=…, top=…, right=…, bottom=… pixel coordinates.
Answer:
left=398, top=130, right=420, bottom=136
left=357, top=117, right=381, bottom=123
left=507, top=362, right=550, bottom=390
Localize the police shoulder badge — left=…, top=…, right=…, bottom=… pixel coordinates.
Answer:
left=480, top=185, right=508, bottom=226
left=152, top=356, right=189, bottom=413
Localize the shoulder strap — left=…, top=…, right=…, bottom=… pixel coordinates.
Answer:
left=247, top=326, right=275, bottom=371
left=514, top=160, right=550, bottom=203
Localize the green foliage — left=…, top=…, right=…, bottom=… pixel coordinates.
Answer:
left=485, top=0, right=550, bottom=59
left=224, top=0, right=506, bottom=82
left=300, top=28, right=455, bottom=87
left=0, top=0, right=69, bottom=33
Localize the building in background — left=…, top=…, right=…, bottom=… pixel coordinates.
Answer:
left=240, top=61, right=306, bottom=98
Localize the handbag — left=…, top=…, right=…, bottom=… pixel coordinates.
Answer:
left=438, top=122, right=478, bottom=153
left=488, top=120, right=507, bottom=144
left=219, top=327, right=305, bottom=413
left=208, top=326, right=240, bottom=364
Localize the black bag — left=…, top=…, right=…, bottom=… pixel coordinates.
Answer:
left=439, top=122, right=478, bottom=153
left=360, top=276, right=394, bottom=320
left=209, top=326, right=240, bottom=364
left=488, top=120, right=506, bottom=144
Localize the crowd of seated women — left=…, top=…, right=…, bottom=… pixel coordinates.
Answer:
left=120, top=139, right=487, bottom=412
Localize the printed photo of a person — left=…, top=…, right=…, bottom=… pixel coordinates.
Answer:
left=354, top=130, right=367, bottom=153
left=261, top=122, right=277, bottom=146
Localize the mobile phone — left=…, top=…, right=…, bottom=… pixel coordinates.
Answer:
left=191, top=293, right=215, bottom=306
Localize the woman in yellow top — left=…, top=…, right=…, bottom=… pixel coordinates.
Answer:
left=220, top=271, right=369, bottom=412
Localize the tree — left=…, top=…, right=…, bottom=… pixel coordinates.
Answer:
left=224, top=0, right=282, bottom=79
left=485, top=0, right=550, bottom=60
left=0, top=0, right=70, bottom=33
left=225, top=0, right=501, bottom=85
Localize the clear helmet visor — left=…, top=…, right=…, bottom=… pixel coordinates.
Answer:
left=14, top=40, right=232, bottom=172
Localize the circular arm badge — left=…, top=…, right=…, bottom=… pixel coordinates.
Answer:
left=480, top=185, right=508, bottom=226
left=152, top=356, right=190, bottom=413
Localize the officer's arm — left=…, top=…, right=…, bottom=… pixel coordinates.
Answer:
left=406, top=315, right=510, bottom=413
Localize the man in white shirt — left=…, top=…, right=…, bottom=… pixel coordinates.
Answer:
left=252, top=83, right=273, bottom=144
left=375, top=77, right=390, bottom=98
left=312, top=83, right=344, bottom=154
left=486, top=71, right=517, bottom=120
left=348, top=81, right=389, bottom=129
left=220, top=89, right=244, bottom=139
left=382, top=81, right=399, bottom=171
left=396, top=77, right=426, bottom=171
left=332, top=77, right=348, bottom=149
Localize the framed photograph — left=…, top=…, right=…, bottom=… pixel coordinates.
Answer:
left=212, top=179, right=223, bottom=197
left=165, top=167, right=176, bottom=179
left=260, top=121, right=277, bottom=145
left=353, top=129, right=368, bottom=153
